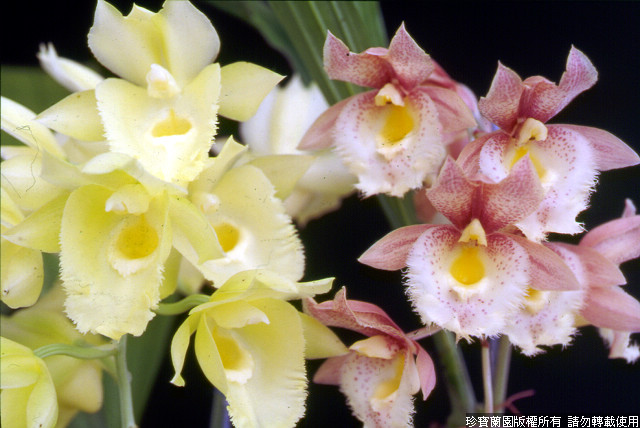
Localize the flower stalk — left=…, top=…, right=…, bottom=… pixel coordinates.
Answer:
left=116, top=335, right=137, bottom=428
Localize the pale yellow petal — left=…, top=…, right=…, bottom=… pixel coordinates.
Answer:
left=36, top=90, right=105, bottom=142
left=198, top=164, right=305, bottom=285
left=224, top=298, right=307, bottom=428
left=60, top=185, right=171, bottom=339
left=219, top=62, right=284, bottom=122
left=154, top=0, right=220, bottom=87
left=1, top=238, right=43, bottom=309
left=88, top=0, right=159, bottom=86
left=248, top=154, right=314, bottom=200
left=298, top=312, right=348, bottom=359
left=0, top=97, right=65, bottom=159
left=3, top=193, right=68, bottom=253
left=37, top=43, right=104, bottom=92
left=0, top=152, right=65, bottom=213
left=169, top=314, right=201, bottom=387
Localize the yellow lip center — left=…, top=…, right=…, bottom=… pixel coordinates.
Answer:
left=214, top=222, right=241, bottom=253
left=115, top=215, right=159, bottom=260
left=151, top=109, right=192, bottom=138
left=450, top=246, right=485, bottom=286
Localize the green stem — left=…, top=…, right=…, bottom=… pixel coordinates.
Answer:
left=481, top=340, right=493, bottom=414
left=34, top=343, right=117, bottom=360
left=116, top=336, right=138, bottom=428
left=432, top=331, right=477, bottom=427
left=155, top=294, right=210, bottom=316
left=491, top=336, right=512, bottom=412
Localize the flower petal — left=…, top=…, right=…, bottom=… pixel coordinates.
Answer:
left=154, top=0, right=220, bottom=87
left=88, top=0, right=159, bottom=86
left=405, top=226, right=530, bottom=337
left=478, top=63, right=523, bottom=132
left=334, top=90, right=445, bottom=197
left=2, top=193, right=67, bottom=253
left=297, top=98, right=350, bottom=150
left=415, top=86, right=476, bottom=134
left=359, top=224, right=433, bottom=271
left=197, top=164, right=305, bottom=286
left=323, top=31, right=392, bottom=89
left=547, top=242, right=626, bottom=288
left=37, top=43, right=104, bottom=92
left=521, top=46, right=597, bottom=123
left=426, top=157, right=475, bottom=229
left=299, top=312, right=348, bottom=359
left=560, top=125, right=639, bottom=171
left=0, top=97, right=65, bottom=159
left=509, top=235, right=581, bottom=291
left=218, top=62, right=284, bottom=122
left=60, top=185, right=171, bottom=339
left=580, top=214, right=640, bottom=265
left=582, top=286, right=640, bottom=332
left=384, top=23, right=434, bottom=90
left=36, top=90, right=105, bottom=142
left=223, top=298, right=308, bottom=428
left=0, top=239, right=43, bottom=309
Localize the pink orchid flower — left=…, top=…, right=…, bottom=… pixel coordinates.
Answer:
left=457, top=47, right=639, bottom=241
left=304, top=287, right=435, bottom=428
left=576, top=199, right=640, bottom=362
left=299, top=24, right=476, bottom=197
left=360, top=157, right=580, bottom=338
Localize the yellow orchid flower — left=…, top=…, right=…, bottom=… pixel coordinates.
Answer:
left=1, top=337, right=58, bottom=428
left=187, top=137, right=305, bottom=288
left=72, top=0, right=284, bottom=186
left=170, top=270, right=342, bottom=428
left=1, top=285, right=107, bottom=427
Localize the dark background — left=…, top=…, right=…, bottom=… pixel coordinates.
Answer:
left=3, top=1, right=639, bottom=427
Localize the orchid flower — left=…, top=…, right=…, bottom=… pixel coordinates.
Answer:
left=576, top=199, right=640, bottom=362
left=458, top=47, right=640, bottom=241
left=37, top=0, right=283, bottom=187
left=1, top=285, right=107, bottom=427
left=186, top=137, right=306, bottom=288
left=240, top=76, right=357, bottom=225
left=304, top=287, right=435, bottom=428
left=170, top=270, right=342, bottom=428
left=1, top=337, right=58, bottom=428
left=299, top=24, right=476, bottom=197
left=360, top=157, right=580, bottom=338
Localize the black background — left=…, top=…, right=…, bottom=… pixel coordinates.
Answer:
left=2, top=1, right=639, bottom=427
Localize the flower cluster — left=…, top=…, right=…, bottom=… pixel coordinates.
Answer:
left=2, top=2, right=639, bottom=428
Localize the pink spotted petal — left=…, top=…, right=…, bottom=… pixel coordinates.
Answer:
left=333, top=90, right=445, bottom=197
left=508, top=235, right=581, bottom=291
left=467, top=132, right=512, bottom=184
left=480, top=156, right=545, bottom=233
left=297, top=97, right=351, bottom=150
left=313, top=354, right=349, bottom=385
left=415, top=346, right=436, bottom=400
left=516, top=125, right=598, bottom=240
left=582, top=286, right=640, bottom=332
left=359, top=224, right=434, bottom=271
left=304, top=287, right=405, bottom=340
left=426, top=157, right=476, bottom=229
left=546, top=242, right=626, bottom=288
left=580, top=214, right=640, bottom=266
left=559, top=125, right=640, bottom=171
left=503, top=289, right=584, bottom=356
left=521, top=46, right=597, bottom=123
left=323, top=31, right=392, bottom=89
left=338, top=351, right=419, bottom=428
left=384, top=23, right=434, bottom=90
left=415, top=86, right=476, bottom=135
left=405, top=226, right=530, bottom=338
left=478, top=63, right=524, bottom=132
